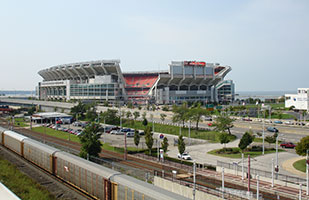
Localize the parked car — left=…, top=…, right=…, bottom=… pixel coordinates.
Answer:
left=284, top=121, right=294, bottom=125
left=139, top=131, right=145, bottom=135
left=242, top=118, right=252, bottom=122
left=56, top=120, right=63, bottom=124
left=73, top=121, right=81, bottom=126
left=274, top=120, right=283, bottom=124
left=177, top=152, right=192, bottom=160
left=280, top=142, right=296, bottom=148
left=126, top=132, right=135, bottom=137
left=120, top=128, right=131, bottom=133
left=267, top=127, right=279, bottom=133
left=115, top=131, right=124, bottom=135
left=110, top=130, right=119, bottom=134
left=265, top=120, right=272, bottom=123
left=207, top=123, right=213, bottom=127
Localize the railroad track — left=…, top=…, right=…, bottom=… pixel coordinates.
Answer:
left=0, top=144, right=93, bottom=200
left=1, top=119, right=295, bottom=200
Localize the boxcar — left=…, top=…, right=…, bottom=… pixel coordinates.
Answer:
left=111, top=174, right=190, bottom=200
left=3, top=130, right=28, bottom=156
left=54, top=151, right=119, bottom=200
left=23, top=138, right=59, bottom=174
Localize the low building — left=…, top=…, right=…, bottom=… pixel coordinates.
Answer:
left=285, top=88, right=309, bottom=111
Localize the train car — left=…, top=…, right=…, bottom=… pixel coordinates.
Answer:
left=3, top=130, right=27, bottom=156
left=0, top=126, right=7, bottom=144
left=111, top=174, right=190, bottom=200
left=54, top=151, right=119, bottom=200
left=23, top=138, right=59, bottom=174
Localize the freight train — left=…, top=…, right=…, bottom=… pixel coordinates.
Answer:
left=0, top=127, right=189, bottom=200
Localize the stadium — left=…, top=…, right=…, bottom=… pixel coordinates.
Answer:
left=37, top=59, right=234, bottom=104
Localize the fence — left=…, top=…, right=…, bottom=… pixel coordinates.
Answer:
left=154, top=170, right=251, bottom=200
left=217, top=160, right=306, bottom=186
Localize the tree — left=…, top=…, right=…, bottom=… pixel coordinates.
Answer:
left=189, top=103, right=210, bottom=130
left=71, top=101, right=86, bottom=120
left=142, top=111, right=147, bottom=120
left=172, top=102, right=188, bottom=127
left=238, top=132, right=254, bottom=151
left=27, top=106, right=36, bottom=116
left=127, top=101, right=133, bottom=109
left=85, top=105, right=97, bottom=121
left=145, top=126, right=154, bottom=154
left=152, top=104, right=156, bottom=111
left=103, top=100, right=109, bottom=107
left=79, top=122, right=102, bottom=159
left=296, top=136, right=309, bottom=156
left=133, top=111, right=140, bottom=123
left=101, top=109, right=119, bottom=125
left=160, top=113, right=167, bottom=123
left=161, top=137, right=169, bottom=153
left=213, top=114, right=235, bottom=135
left=126, top=111, right=132, bottom=119
left=265, top=136, right=276, bottom=147
left=142, top=118, right=148, bottom=127
left=134, top=130, right=140, bottom=149
left=178, top=135, right=186, bottom=155
left=219, top=133, right=230, bottom=148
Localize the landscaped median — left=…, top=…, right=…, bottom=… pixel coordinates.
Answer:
left=119, top=120, right=236, bottom=143
left=293, top=159, right=306, bottom=173
left=208, top=146, right=285, bottom=158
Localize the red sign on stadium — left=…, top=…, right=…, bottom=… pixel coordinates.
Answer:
left=184, top=61, right=206, bottom=66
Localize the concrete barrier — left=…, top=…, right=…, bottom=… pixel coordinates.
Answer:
left=154, top=176, right=223, bottom=200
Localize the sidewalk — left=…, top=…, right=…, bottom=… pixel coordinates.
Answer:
left=282, top=156, right=306, bottom=177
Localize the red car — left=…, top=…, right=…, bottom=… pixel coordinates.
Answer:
left=208, top=123, right=213, bottom=127
left=280, top=142, right=296, bottom=148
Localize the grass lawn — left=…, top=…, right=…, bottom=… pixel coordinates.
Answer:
left=253, top=138, right=281, bottom=144
left=293, top=159, right=306, bottom=173
left=208, top=147, right=285, bottom=158
left=32, top=127, right=145, bottom=154
left=32, top=127, right=80, bottom=143
left=0, top=156, right=56, bottom=200
left=120, top=120, right=236, bottom=143
left=14, top=118, right=29, bottom=127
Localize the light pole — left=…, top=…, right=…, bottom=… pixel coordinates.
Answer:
left=256, top=175, right=259, bottom=200
left=189, top=120, right=191, bottom=146
left=271, top=158, right=274, bottom=187
left=193, top=161, right=196, bottom=200
left=306, top=149, right=309, bottom=195
left=222, top=167, right=225, bottom=199
left=262, top=110, right=265, bottom=155
left=275, top=133, right=279, bottom=178
left=242, top=153, right=244, bottom=180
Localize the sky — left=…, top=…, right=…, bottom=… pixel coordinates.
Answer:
left=0, top=0, right=308, bottom=92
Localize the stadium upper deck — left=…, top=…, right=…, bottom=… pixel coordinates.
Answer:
left=37, top=60, right=233, bottom=104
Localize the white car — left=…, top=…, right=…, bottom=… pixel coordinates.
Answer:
left=177, top=152, right=192, bottom=160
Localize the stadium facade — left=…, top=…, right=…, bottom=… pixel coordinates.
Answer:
left=37, top=59, right=234, bottom=104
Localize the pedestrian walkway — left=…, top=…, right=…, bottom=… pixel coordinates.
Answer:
left=282, top=156, right=306, bottom=177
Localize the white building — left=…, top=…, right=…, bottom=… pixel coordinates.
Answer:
left=285, top=88, right=309, bottom=111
